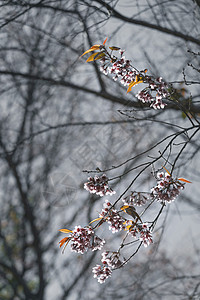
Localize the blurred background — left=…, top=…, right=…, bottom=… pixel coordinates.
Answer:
left=0, top=1, right=200, bottom=299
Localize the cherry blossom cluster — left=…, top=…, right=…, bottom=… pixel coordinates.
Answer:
left=151, top=172, right=184, bottom=203
left=81, top=42, right=171, bottom=109
left=92, top=251, right=122, bottom=283
left=59, top=170, right=189, bottom=284
left=100, top=51, right=136, bottom=86
left=136, top=77, right=169, bottom=109
left=99, top=200, right=125, bottom=233
left=99, top=48, right=169, bottom=109
left=84, top=174, right=116, bottom=197
left=92, top=264, right=112, bottom=284
left=122, top=191, right=149, bottom=206
left=138, top=223, right=153, bottom=247
left=127, top=222, right=153, bottom=248
left=70, top=226, right=105, bottom=254
left=92, top=236, right=106, bottom=251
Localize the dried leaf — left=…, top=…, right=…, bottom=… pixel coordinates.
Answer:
left=87, top=52, right=106, bottom=62
left=59, top=229, right=73, bottom=233
left=178, top=178, right=192, bottom=183
left=94, top=52, right=106, bottom=61
left=90, top=45, right=101, bottom=49
left=96, top=218, right=106, bottom=228
left=59, top=237, right=71, bottom=253
left=162, top=166, right=171, bottom=176
left=62, top=239, right=71, bottom=253
left=89, top=217, right=103, bottom=224
left=103, top=37, right=108, bottom=45
left=59, top=237, right=69, bottom=248
left=109, top=46, right=120, bottom=51
left=127, top=81, right=134, bottom=93
left=80, top=45, right=101, bottom=57
left=127, top=75, right=143, bottom=93
left=86, top=53, right=98, bottom=62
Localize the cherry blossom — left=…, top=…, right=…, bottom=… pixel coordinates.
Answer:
left=127, top=222, right=153, bottom=247
left=92, top=264, right=112, bottom=284
left=98, top=48, right=170, bottom=109
left=99, top=200, right=125, bottom=233
left=84, top=174, right=116, bottom=197
left=92, top=251, right=122, bottom=283
left=59, top=226, right=105, bottom=254
left=151, top=172, right=184, bottom=203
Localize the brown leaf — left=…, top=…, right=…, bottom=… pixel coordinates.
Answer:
left=127, top=75, right=144, bottom=93
left=86, top=52, right=106, bottom=62
left=94, top=52, right=106, bottom=61
left=162, top=166, right=171, bottom=176
left=86, top=53, right=98, bottom=62
left=109, top=46, right=120, bottom=51
left=59, top=229, right=73, bottom=233
left=80, top=45, right=101, bottom=57
left=178, top=178, right=192, bottom=183
left=89, top=217, right=103, bottom=224
left=103, top=37, right=108, bottom=45
left=59, top=237, right=69, bottom=248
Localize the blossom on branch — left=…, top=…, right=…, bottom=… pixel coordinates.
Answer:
left=92, top=264, right=112, bottom=284
left=125, top=221, right=153, bottom=247
left=99, top=200, right=125, bottom=233
left=80, top=39, right=170, bottom=110
left=84, top=174, right=116, bottom=197
left=151, top=171, right=185, bottom=203
left=59, top=163, right=191, bottom=284
left=59, top=226, right=105, bottom=254
left=92, top=236, right=106, bottom=251
left=136, top=77, right=169, bottom=109
left=92, top=251, right=122, bottom=283
left=70, top=226, right=94, bottom=254
left=101, top=251, right=122, bottom=268
left=138, top=223, right=153, bottom=247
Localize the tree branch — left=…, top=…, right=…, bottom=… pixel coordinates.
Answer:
left=93, top=0, right=200, bottom=46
